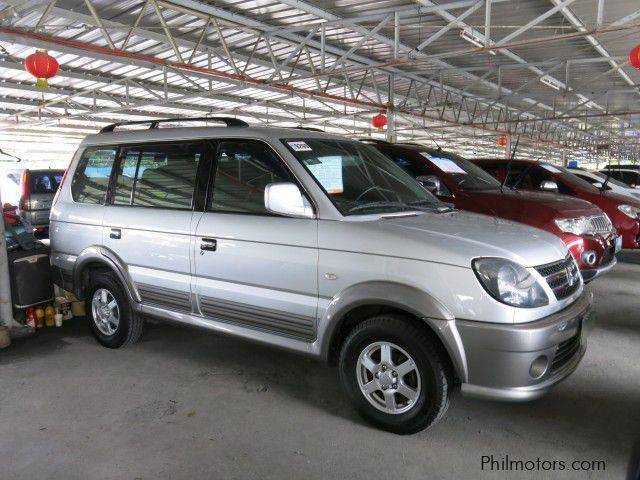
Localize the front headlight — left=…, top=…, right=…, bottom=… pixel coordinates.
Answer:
left=618, top=204, right=640, bottom=219
left=473, top=258, right=549, bottom=308
left=554, top=217, right=595, bottom=236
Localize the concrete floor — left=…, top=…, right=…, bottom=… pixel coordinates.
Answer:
left=2, top=257, right=639, bottom=480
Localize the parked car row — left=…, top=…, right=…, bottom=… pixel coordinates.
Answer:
left=44, top=118, right=614, bottom=434
left=364, top=141, right=620, bottom=282
left=472, top=158, right=640, bottom=251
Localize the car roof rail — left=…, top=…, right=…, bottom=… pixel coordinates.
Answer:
left=291, top=126, right=325, bottom=132
left=357, top=138, right=392, bottom=145
left=604, top=164, right=639, bottom=170
left=99, top=116, right=249, bottom=133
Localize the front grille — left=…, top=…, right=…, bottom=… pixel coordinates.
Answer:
left=536, top=254, right=581, bottom=300
left=589, top=215, right=612, bottom=233
left=551, top=323, right=582, bottom=373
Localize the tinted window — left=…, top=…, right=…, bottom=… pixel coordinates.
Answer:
left=417, top=151, right=501, bottom=191
left=112, top=150, right=140, bottom=205
left=29, top=172, right=64, bottom=194
left=592, top=171, right=630, bottom=189
left=115, top=143, right=201, bottom=209
left=209, top=140, right=294, bottom=214
left=72, top=147, right=117, bottom=204
left=386, top=153, right=429, bottom=177
left=622, top=171, right=640, bottom=186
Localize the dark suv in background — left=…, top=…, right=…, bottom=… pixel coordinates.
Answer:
left=367, top=141, right=617, bottom=281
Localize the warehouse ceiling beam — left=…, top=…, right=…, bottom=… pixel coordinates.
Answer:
left=415, top=0, right=484, bottom=51
left=0, top=0, right=627, bottom=149
left=550, top=0, right=640, bottom=96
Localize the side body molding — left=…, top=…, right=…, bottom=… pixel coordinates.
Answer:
left=72, top=246, right=142, bottom=304
left=314, top=281, right=468, bottom=381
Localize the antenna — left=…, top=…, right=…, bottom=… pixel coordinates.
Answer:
left=500, top=135, right=520, bottom=193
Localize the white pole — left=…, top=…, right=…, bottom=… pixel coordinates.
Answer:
left=0, top=182, right=19, bottom=328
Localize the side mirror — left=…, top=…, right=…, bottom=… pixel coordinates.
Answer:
left=416, top=175, right=441, bottom=195
left=540, top=179, right=558, bottom=192
left=592, top=181, right=603, bottom=189
left=264, top=183, right=314, bottom=218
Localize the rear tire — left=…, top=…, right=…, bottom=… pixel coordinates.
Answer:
left=338, top=314, right=451, bottom=434
left=87, top=271, right=143, bottom=348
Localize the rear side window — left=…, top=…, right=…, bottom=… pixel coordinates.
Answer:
left=622, top=171, right=640, bottom=187
left=114, top=142, right=201, bottom=209
left=71, top=147, right=117, bottom=204
left=29, top=172, right=63, bottom=194
left=209, top=140, right=294, bottom=214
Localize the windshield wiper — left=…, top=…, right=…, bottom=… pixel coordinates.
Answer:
left=347, top=201, right=412, bottom=214
left=408, top=199, right=451, bottom=212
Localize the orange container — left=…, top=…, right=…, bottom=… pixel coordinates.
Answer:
left=44, top=304, right=55, bottom=327
left=35, top=306, right=44, bottom=329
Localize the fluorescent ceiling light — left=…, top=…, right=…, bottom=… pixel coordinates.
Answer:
left=540, top=75, right=563, bottom=91
left=459, top=28, right=496, bottom=55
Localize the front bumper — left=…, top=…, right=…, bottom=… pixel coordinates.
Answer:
left=455, top=290, right=593, bottom=402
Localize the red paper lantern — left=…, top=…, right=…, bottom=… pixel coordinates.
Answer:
left=630, top=45, right=640, bottom=70
left=497, top=136, right=508, bottom=147
left=24, top=50, right=59, bottom=89
left=372, top=113, right=387, bottom=129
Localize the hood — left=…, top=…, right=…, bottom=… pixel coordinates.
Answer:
left=465, top=189, right=602, bottom=220
left=320, top=209, right=568, bottom=269
left=600, top=190, right=640, bottom=208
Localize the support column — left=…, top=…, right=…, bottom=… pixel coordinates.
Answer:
left=0, top=189, right=19, bottom=328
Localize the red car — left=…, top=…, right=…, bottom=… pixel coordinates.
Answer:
left=367, top=141, right=618, bottom=281
left=474, top=158, right=639, bottom=251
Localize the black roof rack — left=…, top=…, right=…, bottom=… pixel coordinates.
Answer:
left=357, top=138, right=392, bottom=145
left=99, top=116, right=249, bottom=133
left=603, top=164, right=640, bottom=170
left=292, top=126, right=325, bottom=132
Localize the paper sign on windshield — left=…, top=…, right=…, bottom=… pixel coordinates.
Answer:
left=540, top=163, right=561, bottom=173
left=287, top=141, right=312, bottom=152
left=307, top=156, right=344, bottom=193
left=420, top=153, right=467, bottom=174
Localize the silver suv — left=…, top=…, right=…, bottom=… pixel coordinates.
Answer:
left=50, top=118, right=593, bottom=434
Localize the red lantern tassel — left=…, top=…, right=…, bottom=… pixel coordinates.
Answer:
left=36, top=78, right=48, bottom=89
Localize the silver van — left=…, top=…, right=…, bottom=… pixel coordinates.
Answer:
left=50, top=118, right=593, bottom=434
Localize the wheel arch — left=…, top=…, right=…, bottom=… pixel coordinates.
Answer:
left=317, top=281, right=467, bottom=382
left=73, top=246, right=141, bottom=304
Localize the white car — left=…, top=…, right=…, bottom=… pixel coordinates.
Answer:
left=569, top=169, right=640, bottom=201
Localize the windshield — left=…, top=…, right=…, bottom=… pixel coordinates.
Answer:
left=283, top=139, right=443, bottom=216
left=421, top=151, right=502, bottom=191
left=588, top=171, right=632, bottom=189
left=551, top=165, right=601, bottom=193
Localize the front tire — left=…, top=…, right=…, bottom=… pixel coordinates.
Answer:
left=87, top=271, right=143, bottom=348
left=338, top=314, right=451, bottom=434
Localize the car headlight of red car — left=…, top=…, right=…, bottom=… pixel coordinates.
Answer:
left=554, top=216, right=597, bottom=236
left=618, top=204, right=640, bottom=220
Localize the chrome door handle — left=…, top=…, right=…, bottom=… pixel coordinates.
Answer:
left=200, top=238, right=217, bottom=252
left=110, top=228, right=121, bottom=240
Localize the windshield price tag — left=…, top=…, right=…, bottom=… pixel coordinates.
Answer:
left=420, top=153, right=467, bottom=174
left=288, top=141, right=312, bottom=152
left=307, top=156, right=344, bottom=193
